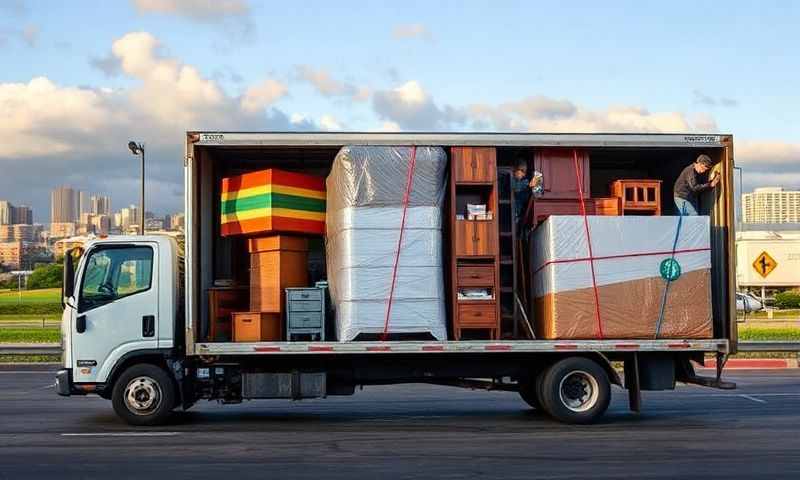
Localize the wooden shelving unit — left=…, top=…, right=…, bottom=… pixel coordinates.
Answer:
left=450, top=147, right=501, bottom=340
left=610, top=179, right=662, bottom=215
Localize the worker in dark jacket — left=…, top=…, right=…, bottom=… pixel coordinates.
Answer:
left=673, top=154, right=719, bottom=215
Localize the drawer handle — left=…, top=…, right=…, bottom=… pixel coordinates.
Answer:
left=470, top=274, right=480, bottom=278
left=301, top=293, right=309, bottom=298
left=242, top=319, right=252, bottom=323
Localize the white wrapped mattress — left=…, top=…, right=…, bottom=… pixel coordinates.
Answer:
left=326, top=146, right=447, bottom=341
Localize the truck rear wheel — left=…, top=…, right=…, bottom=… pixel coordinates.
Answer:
left=112, top=364, right=176, bottom=426
left=518, top=370, right=546, bottom=410
left=539, top=357, right=610, bottom=424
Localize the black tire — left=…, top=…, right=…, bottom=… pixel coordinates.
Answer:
left=518, top=369, right=547, bottom=410
left=112, top=364, right=176, bottom=426
left=539, top=357, right=611, bottom=424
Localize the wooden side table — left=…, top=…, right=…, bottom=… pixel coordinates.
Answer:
left=610, top=179, right=662, bottom=215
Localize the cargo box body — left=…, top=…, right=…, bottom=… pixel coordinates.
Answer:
left=184, top=132, right=737, bottom=356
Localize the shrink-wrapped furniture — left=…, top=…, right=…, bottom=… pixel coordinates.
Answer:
left=531, top=215, right=713, bottom=339
left=326, top=146, right=447, bottom=341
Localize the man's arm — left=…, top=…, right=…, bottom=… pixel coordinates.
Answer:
left=687, top=170, right=713, bottom=193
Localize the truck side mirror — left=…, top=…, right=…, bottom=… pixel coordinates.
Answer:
left=62, top=249, right=75, bottom=308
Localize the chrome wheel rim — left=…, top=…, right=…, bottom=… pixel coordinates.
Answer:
left=558, top=370, right=599, bottom=413
left=124, top=376, right=162, bottom=415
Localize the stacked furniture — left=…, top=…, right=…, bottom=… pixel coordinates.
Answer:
left=326, top=146, right=448, bottom=342
left=219, top=168, right=326, bottom=342
left=450, top=147, right=501, bottom=340
left=528, top=149, right=592, bottom=225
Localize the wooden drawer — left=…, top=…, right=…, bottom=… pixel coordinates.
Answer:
left=288, top=311, right=323, bottom=329
left=457, top=265, right=495, bottom=287
left=233, top=312, right=282, bottom=342
left=452, top=147, right=496, bottom=183
left=287, top=288, right=322, bottom=302
left=457, top=303, right=497, bottom=327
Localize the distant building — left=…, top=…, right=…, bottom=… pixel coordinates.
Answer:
left=51, top=186, right=78, bottom=223
left=91, top=195, right=111, bottom=216
left=0, top=241, right=35, bottom=270
left=0, top=201, right=12, bottom=225
left=12, top=205, right=33, bottom=225
left=743, top=187, right=800, bottom=224
left=50, top=222, right=77, bottom=239
left=78, top=191, right=91, bottom=216
left=53, top=236, right=90, bottom=259
left=170, top=212, right=185, bottom=231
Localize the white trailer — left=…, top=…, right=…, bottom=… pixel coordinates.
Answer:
left=56, top=132, right=738, bottom=426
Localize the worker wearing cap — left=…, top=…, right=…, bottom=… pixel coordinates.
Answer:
left=673, top=154, right=720, bottom=215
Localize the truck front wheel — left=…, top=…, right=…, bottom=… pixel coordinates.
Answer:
left=539, top=357, right=611, bottom=424
left=112, top=364, right=176, bottom=426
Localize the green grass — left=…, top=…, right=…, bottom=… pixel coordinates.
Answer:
left=0, top=328, right=60, bottom=343
left=0, top=354, right=60, bottom=363
left=737, top=325, right=800, bottom=341
left=746, top=309, right=800, bottom=319
left=0, top=288, right=61, bottom=304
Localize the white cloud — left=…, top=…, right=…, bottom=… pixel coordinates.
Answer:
left=131, top=0, right=254, bottom=43
left=319, top=114, right=343, bottom=131
left=0, top=31, right=305, bottom=218
left=131, top=0, right=250, bottom=21
left=392, top=23, right=431, bottom=41
left=373, top=80, right=462, bottom=130
left=295, top=65, right=370, bottom=102
left=373, top=80, right=718, bottom=134
left=736, top=141, right=800, bottom=173
left=241, top=79, right=288, bottom=113
left=0, top=23, right=40, bottom=48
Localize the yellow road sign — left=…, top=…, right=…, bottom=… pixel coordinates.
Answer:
left=753, top=251, right=777, bottom=278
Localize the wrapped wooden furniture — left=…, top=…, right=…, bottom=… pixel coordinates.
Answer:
left=531, top=215, right=713, bottom=339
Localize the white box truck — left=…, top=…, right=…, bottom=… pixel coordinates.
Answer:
left=56, top=132, right=738, bottom=425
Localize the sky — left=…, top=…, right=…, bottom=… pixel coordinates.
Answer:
left=1, top=0, right=798, bottom=222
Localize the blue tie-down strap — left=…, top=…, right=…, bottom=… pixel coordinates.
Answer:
left=654, top=212, right=685, bottom=338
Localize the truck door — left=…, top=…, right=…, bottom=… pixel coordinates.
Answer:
left=71, top=243, right=159, bottom=383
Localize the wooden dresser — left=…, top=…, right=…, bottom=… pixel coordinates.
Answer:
left=450, top=147, right=501, bottom=340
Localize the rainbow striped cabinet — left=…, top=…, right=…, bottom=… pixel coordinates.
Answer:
left=220, top=169, right=326, bottom=236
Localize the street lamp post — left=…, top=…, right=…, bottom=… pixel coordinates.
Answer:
left=128, top=141, right=145, bottom=235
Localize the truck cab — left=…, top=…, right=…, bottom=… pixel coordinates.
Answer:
left=56, top=235, right=182, bottom=422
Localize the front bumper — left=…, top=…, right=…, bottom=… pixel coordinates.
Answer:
left=55, top=368, right=72, bottom=396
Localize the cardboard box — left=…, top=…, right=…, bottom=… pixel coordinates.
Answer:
left=249, top=235, right=309, bottom=313
left=233, top=312, right=282, bottom=342
left=531, top=216, right=713, bottom=339
left=221, top=169, right=325, bottom=236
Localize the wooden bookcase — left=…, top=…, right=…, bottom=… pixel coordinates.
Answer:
left=449, top=147, right=501, bottom=340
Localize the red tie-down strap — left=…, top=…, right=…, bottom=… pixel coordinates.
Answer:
left=381, top=146, right=418, bottom=341
left=573, top=149, right=605, bottom=339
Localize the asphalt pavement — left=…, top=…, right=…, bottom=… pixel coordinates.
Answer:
left=1, top=367, right=799, bottom=479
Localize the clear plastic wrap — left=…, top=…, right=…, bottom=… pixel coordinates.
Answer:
left=531, top=215, right=713, bottom=339
left=326, top=146, right=448, bottom=341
